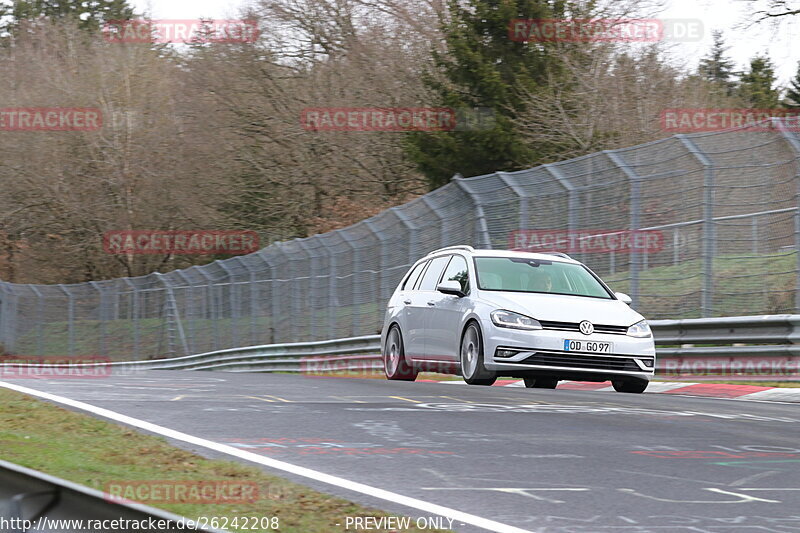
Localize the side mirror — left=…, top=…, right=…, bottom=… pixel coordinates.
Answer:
left=615, top=292, right=633, bottom=305
left=437, top=280, right=465, bottom=297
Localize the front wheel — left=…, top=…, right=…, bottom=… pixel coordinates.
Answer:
left=460, top=323, right=496, bottom=386
left=523, top=377, right=558, bottom=389
left=383, top=326, right=418, bottom=381
left=612, top=379, right=648, bottom=394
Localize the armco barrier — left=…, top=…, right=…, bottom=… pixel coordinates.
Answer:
left=0, top=316, right=798, bottom=380
left=652, top=314, right=800, bottom=380
left=0, top=459, right=220, bottom=532
left=0, top=335, right=383, bottom=374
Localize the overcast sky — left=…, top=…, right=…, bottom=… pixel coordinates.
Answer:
left=133, top=0, right=799, bottom=85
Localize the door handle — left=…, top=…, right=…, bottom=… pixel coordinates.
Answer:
left=427, top=301, right=436, bottom=306
left=403, top=299, right=412, bottom=305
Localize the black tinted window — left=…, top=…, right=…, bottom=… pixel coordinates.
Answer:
left=441, top=255, right=470, bottom=293
left=417, top=255, right=450, bottom=291
left=402, top=261, right=427, bottom=290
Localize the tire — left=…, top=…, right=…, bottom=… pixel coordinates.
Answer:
left=523, top=377, right=558, bottom=389
left=383, top=325, right=418, bottom=381
left=612, top=379, right=648, bottom=394
left=459, top=322, right=496, bottom=386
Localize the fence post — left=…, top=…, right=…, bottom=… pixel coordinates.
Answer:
left=173, top=270, right=196, bottom=354
left=27, top=285, right=44, bottom=355
left=293, top=239, right=318, bottom=340
left=773, top=117, right=800, bottom=313
left=154, top=272, right=189, bottom=357
left=337, top=230, right=360, bottom=337
left=195, top=268, right=220, bottom=350
left=390, top=207, right=419, bottom=265
left=497, top=171, right=529, bottom=238
left=216, top=261, right=239, bottom=349
left=677, top=134, right=715, bottom=317
left=605, top=150, right=642, bottom=308
left=544, top=163, right=579, bottom=261
left=58, top=285, right=75, bottom=356
left=452, top=175, right=492, bottom=249
left=363, top=219, right=391, bottom=324
left=420, top=195, right=447, bottom=248
left=259, top=248, right=284, bottom=343
left=231, top=257, right=258, bottom=346
left=89, top=281, right=107, bottom=358
left=121, top=278, right=140, bottom=359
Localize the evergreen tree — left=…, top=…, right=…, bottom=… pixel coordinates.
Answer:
left=785, top=61, right=800, bottom=108
left=698, top=31, right=735, bottom=95
left=0, top=0, right=135, bottom=35
left=405, top=0, right=573, bottom=189
left=738, top=54, right=781, bottom=108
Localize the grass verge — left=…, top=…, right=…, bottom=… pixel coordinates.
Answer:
left=0, top=389, right=449, bottom=533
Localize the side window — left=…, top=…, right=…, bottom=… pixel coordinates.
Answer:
left=401, top=261, right=427, bottom=291
left=441, top=255, right=470, bottom=294
left=417, top=255, right=450, bottom=291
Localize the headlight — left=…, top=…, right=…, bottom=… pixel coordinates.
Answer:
left=627, top=320, right=652, bottom=338
left=491, top=310, right=542, bottom=330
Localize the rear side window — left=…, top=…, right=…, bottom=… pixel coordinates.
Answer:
left=417, top=255, right=450, bottom=291
left=401, top=261, right=427, bottom=290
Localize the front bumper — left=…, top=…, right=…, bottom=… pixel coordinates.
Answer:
left=480, top=317, right=655, bottom=381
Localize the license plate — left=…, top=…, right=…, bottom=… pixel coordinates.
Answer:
left=563, top=339, right=612, bottom=353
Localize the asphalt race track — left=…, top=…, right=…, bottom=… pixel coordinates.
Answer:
left=3, top=370, right=800, bottom=533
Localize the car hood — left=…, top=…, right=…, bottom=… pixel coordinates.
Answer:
left=476, top=291, right=644, bottom=326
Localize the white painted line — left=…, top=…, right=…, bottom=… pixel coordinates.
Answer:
left=737, top=388, right=800, bottom=402
left=645, top=382, right=700, bottom=393
left=0, top=381, right=533, bottom=533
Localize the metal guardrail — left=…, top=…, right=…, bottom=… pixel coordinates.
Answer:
left=0, top=459, right=220, bottom=533
left=0, top=335, right=382, bottom=375
left=1, top=315, right=798, bottom=379
left=650, top=315, right=800, bottom=379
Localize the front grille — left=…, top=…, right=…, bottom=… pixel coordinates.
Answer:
left=539, top=320, right=628, bottom=335
left=519, top=351, right=643, bottom=372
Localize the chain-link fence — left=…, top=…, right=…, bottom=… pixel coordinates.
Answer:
left=2, top=118, right=799, bottom=360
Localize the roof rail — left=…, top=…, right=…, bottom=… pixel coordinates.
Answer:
left=540, top=252, right=573, bottom=260
left=427, top=245, right=475, bottom=255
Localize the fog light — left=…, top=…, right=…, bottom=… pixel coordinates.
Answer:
left=495, top=349, right=518, bottom=358
left=640, top=358, right=654, bottom=368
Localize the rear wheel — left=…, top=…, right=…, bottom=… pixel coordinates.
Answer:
left=523, top=377, right=558, bottom=389
left=612, top=379, right=648, bottom=393
left=383, top=326, right=418, bottom=381
left=460, top=322, right=496, bottom=386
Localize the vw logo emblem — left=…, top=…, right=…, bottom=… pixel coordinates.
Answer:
left=579, top=321, right=594, bottom=335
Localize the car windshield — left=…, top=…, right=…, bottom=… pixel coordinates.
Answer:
left=474, top=257, right=612, bottom=299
